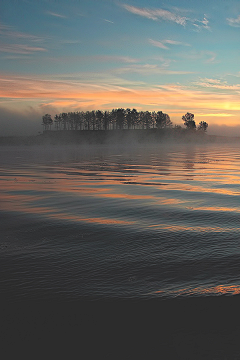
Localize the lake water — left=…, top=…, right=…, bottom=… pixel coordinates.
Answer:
left=1, top=142, right=240, bottom=302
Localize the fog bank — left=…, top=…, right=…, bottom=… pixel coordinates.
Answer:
left=1, top=106, right=240, bottom=138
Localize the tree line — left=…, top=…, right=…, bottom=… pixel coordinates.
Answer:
left=42, top=109, right=208, bottom=133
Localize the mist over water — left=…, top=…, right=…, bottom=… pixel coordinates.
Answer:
left=1, top=142, right=240, bottom=301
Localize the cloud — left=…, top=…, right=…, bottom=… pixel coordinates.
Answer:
left=177, top=50, right=218, bottom=64
left=122, top=4, right=187, bottom=25
left=103, top=19, right=114, bottom=24
left=164, top=40, right=190, bottom=46
left=195, top=78, right=240, bottom=91
left=0, top=44, right=47, bottom=54
left=114, top=64, right=194, bottom=75
left=46, top=11, right=67, bottom=18
left=0, top=23, right=43, bottom=42
left=192, top=16, right=210, bottom=31
left=1, top=73, right=240, bottom=119
left=227, top=15, right=240, bottom=27
left=149, top=39, right=169, bottom=49
left=149, top=38, right=191, bottom=49
left=122, top=4, right=210, bottom=30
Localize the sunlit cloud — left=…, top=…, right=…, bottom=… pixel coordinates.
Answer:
left=1, top=73, right=240, bottom=119
left=1, top=72, right=240, bottom=135
left=227, top=15, right=240, bottom=27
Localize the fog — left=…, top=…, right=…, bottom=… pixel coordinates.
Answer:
left=1, top=106, right=240, bottom=139
left=0, top=106, right=42, bottom=136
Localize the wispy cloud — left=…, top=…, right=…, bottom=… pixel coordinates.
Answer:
left=192, top=16, right=210, bottom=31
left=46, top=11, right=67, bottom=19
left=0, top=22, right=44, bottom=42
left=177, top=50, right=218, bottom=64
left=149, top=38, right=190, bottom=50
left=103, top=19, right=114, bottom=24
left=122, top=4, right=187, bottom=25
left=122, top=4, right=210, bottom=31
left=226, top=15, right=240, bottom=27
left=195, top=78, right=240, bottom=91
left=149, top=39, right=168, bottom=49
left=0, top=44, right=47, bottom=54
left=115, top=63, right=194, bottom=75
left=164, top=40, right=190, bottom=46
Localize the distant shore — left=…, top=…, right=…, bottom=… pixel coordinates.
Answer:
left=0, top=128, right=240, bottom=146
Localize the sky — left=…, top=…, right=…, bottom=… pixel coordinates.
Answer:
left=1, top=0, right=240, bottom=136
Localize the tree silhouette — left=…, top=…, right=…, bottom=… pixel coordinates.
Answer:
left=182, top=113, right=196, bottom=130
left=43, top=108, right=212, bottom=135
left=198, top=121, right=208, bottom=132
left=116, top=108, right=125, bottom=129
left=42, top=114, right=53, bottom=131
left=155, top=111, right=172, bottom=129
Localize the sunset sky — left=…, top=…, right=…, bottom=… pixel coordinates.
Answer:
left=1, top=0, right=240, bottom=135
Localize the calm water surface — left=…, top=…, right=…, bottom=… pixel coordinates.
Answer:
left=1, top=143, right=240, bottom=301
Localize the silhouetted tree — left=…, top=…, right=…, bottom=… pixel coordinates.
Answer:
left=131, top=108, right=139, bottom=129
left=116, top=108, right=125, bottom=129
left=103, top=111, right=110, bottom=130
left=42, top=108, right=176, bottom=132
left=126, top=108, right=132, bottom=129
left=96, top=110, right=104, bottom=130
left=182, top=113, right=196, bottom=130
left=155, top=111, right=172, bottom=128
left=61, top=113, right=68, bottom=130
left=42, top=114, right=53, bottom=131
left=54, top=114, right=61, bottom=130
left=198, top=121, right=208, bottom=132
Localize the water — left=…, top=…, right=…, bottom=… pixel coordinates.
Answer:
left=1, top=142, right=240, bottom=301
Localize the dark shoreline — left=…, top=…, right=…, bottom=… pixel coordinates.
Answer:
left=1, top=129, right=240, bottom=145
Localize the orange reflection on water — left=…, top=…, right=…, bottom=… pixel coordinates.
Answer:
left=0, top=193, right=135, bottom=226
left=192, top=206, right=240, bottom=213
left=153, top=284, right=240, bottom=297
left=147, top=223, right=231, bottom=232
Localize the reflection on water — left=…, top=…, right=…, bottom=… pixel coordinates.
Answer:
left=1, top=143, right=240, bottom=300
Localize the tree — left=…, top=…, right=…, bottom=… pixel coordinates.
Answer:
left=103, top=111, right=110, bottom=130
left=54, top=114, right=61, bottom=130
left=143, top=111, right=152, bottom=129
left=182, top=112, right=196, bottom=130
left=42, top=114, right=53, bottom=131
left=126, top=108, right=132, bottom=129
left=131, top=108, right=139, bottom=129
left=198, top=121, right=208, bottom=132
left=155, top=111, right=172, bottom=129
left=96, top=110, right=104, bottom=130
left=116, top=108, right=125, bottom=129
left=61, top=113, right=68, bottom=130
